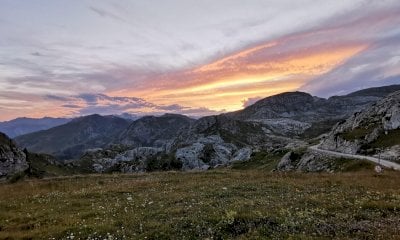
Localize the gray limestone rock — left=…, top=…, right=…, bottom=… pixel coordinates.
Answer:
left=0, top=132, right=28, bottom=178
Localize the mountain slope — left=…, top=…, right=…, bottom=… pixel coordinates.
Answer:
left=227, top=85, right=400, bottom=137
left=15, top=114, right=130, bottom=160
left=118, top=114, right=195, bottom=148
left=319, top=90, right=400, bottom=163
left=0, top=117, right=70, bottom=138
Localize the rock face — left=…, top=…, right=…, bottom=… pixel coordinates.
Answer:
left=78, top=146, right=165, bottom=173
left=319, top=90, right=400, bottom=162
left=170, top=114, right=300, bottom=170
left=15, top=114, right=130, bottom=160
left=175, top=135, right=252, bottom=170
left=118, top=114, right=195, bottom=149
left=172, top=114, right=299, bottom=151
left=277, top=151, right=338, bottom=172
left=0, top=132, right=28, bottom=178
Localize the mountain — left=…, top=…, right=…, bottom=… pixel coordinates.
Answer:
left=319, top=90, right=400, bottom=163
left=227, top=85, right=400, bottom=137
left=345, top=84, right=400, bottom=97
left=0, top=117, right=70, bottom=138
left=0, top=132, right=28, bottom=179
left=15, top=114, right=130, bottom=160
left=114, top=113, right=140, bottom=121
left=118, top=113, right=195, bottom=148
left=11, top=84, right=400, bottom=173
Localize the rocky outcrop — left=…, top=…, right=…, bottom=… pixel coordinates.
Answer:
left=0, top=132, right=28, bottom=178
left=227, top=85, right=400, bottom=137
left=118, top=114, right=195, bottom=149
left=277, top=150, right=347, bottom=172
left=319, top=90, right=400, bottom=162
left=175, top=135, right=252, bottom=170
left=77, top=146, right=165, bottom=173
left=172, top=114, right=299, bottom=152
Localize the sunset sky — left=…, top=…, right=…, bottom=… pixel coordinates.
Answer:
left=1, top=0, right=400, bottom=121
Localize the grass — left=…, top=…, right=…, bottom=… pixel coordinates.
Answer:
left=231, top=151, right=285, bottom=171
left=333, top=158, right=376, bottom=172
left=339, top=127, right=375, bottom=141
left=367, top=129, right=400, bottom=149
left=300, top=119, right=342, bottom=139
left=1, top=170, right=400, bottom=239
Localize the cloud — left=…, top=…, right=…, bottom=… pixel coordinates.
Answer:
left=61, top=104, right=81, bottom=109
left=88, top=6, right=128, bottom=23
left=241, top=97, right=263, bottom=108
left=1, top=0, right=400, bottom=121
left=43, top=93, right=222, bottom=118
left=31, top=52, right=42, bottom=57
left=301, top=30, right=400, bottom=96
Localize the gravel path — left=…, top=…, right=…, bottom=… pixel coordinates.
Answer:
left=309, top=145, right=400, bottom=170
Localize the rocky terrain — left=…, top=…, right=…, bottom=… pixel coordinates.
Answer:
left=0, top=132, right=28, bottom=179
left=277, top=89, right=400, bottom=172
left=118, top=113, right=195, bottom=149
left=318, top=90, right=400, bottom=162
left=0, top=131, right=78, bottom=180
left=227, top=85, right=400, bottom=137
left=9, top=85, right=400, bottom=174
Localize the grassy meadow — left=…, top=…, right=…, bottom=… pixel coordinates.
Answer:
left=1, top=168, right=400, bottom=239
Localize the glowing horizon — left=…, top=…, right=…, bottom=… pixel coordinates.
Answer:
left=0, top=1, right=400, bottom=121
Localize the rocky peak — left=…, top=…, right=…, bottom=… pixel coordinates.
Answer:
left=118, top=114, right=195, bottom=147
left=228, top=91, right=324, bottom=121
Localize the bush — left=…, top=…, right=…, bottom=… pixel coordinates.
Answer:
left=7, top=171, right=26, bottom=184
left=145, top=154, right=182, bottom=171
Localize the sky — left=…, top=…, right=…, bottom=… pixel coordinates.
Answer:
left=1, top=0, right=400, bottom=121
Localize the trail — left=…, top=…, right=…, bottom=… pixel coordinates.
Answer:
left=309, top=145, right=400, bottom=170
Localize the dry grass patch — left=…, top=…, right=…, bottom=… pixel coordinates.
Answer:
left=0, top=170, right=399, bottom=239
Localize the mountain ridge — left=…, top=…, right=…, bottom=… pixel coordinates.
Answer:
left=0, top=117, right=70, bottom=138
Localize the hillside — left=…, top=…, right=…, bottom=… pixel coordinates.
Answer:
left=319, top=90, right=400, bottom=163
left=118, top=113, right=195, bottom=148
left=227, top=85, right=400, bottom=137
left=0, top=117, right=70, bottom=138
left=15, top=114, right=130, bottom=160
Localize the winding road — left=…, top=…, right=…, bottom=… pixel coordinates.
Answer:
left=309, top=145, right=400, bottom=171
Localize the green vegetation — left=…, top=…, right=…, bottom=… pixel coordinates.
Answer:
left=145, top=154, right=183, bottom=171
left=27, top=152, right=78, bottom=177
left=1, top=170, right=399, bottom=239
left=333, top=158, right=376, bottom=172
left=367, top=129, right=400, bottom=149
left=339, top=127, right=375, bottom=141
left=300, top=119, right=341, bottom=139
left=231, top=151, right=285, bottom=170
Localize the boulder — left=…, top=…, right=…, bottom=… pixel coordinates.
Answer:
left=0, top=132, right=28, bottom=178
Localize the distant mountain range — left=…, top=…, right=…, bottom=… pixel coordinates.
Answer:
left=15, top=114, right=131, bottom=160
left=0, top=113, right=140, bottom=138
left=8, top=84, right=400, bottom=172
left=0, top=117, right=70, bottom=138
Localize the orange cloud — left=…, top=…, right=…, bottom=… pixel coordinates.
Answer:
left=114, top=41, right=367, bottom=113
